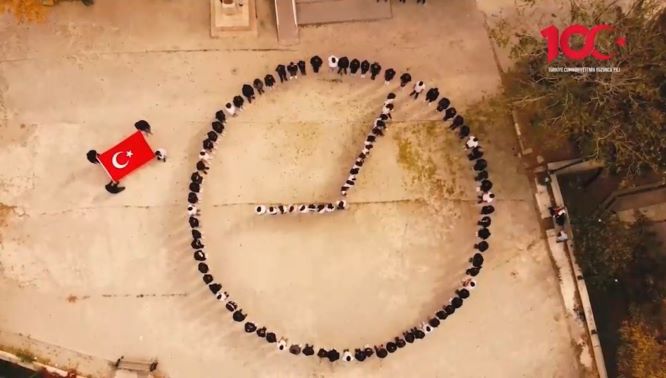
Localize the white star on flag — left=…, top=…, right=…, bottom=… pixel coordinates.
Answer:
left=126, top=151, right=133, bottom=158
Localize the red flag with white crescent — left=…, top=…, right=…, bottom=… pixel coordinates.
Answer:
left=98, top=131, right=154, bottom=181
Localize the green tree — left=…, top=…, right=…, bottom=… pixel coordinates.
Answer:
left=492, top=0, right=666, bottom=177
left=571, top=212, right=664, bottom=301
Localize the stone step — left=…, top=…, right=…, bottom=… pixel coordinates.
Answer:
left=274, top=0, right=300, bottom=44
left=296, top=0, right=392, bottom=25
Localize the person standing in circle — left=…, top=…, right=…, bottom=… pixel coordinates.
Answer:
left=276, top=64, right=288, bottom=82
left=370, top=62, right=382, bottom=80
left=310, top=55, right=323, bottom=73
left=242, top=84, right=255, bottom=103
left=337, top=56, right=349, bottom=75
left=253, top=78, right=264, bottom=95
left=287, top=62, right=298, bottom=79
left=349, top=58, right=360, bottom=75
left=86, top=149, right=99, bottom=164
left=384, top=68, right=396, bottom=85
left=297, top=60, right=306, bottom=76
left=134, top=120, right=151, bottom=135
left=328, top=55, right=338, bottom=72
left=410, top=81, right=426, bottom=99
left=399, top=72, right=412, bottom=89
left=360, top=60, right=370, bottom=77
left=264, top=74, right=275, bottom=89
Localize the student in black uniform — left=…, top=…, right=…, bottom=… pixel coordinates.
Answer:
left=478, top=179, right=493, bottom=193
left=384, top=68, right=396, bottom=85
left=215, top=110, right=226, bottom=123
left=242, top=84, right=255, bottom=103
left=481, top=205, right=495, bottom=215
left=134, top=120, right=152, bottom=134
left=465, top=266, right=481, bottom=277
left=212, top=121, right=224, bottom=134
left=436, top=97, right=450, bottom=112
left=354, top=348, right=366, bottom=361
left=374, top=345, right=388, bottom=358
left=444, top=107, right=457, bottom=121
left=196, top=160, right=209, bottom=175
left=456, top=287, right=471, bottom=299
left=264, top=74, right=276, bottom=89
left=399, top=72, right=412, bottom=88
left=458, top=125, right=471, bottom=139
left=207, top=131, right=218, bottom=143
left=287, top=62, right=298, bottom=79
left=105, top=181, right=125, bottom=194
left=289, top=344, right=302, bottom=355
left=425, top=87, right=439, bottom=104
left=468, top=146, right=484, bottom=160
left=474, top=170, right=488, bottom=182
left=370, top=62, right=381, bottom=80
left=193, top=249, right=206, bottom=262
left=470, top=254, right=484, bottom=269
left=202, top=138, right=214, bottom=151
left=276, top=64, right=288, bottom=82
left=477, top=227, right=491, bottom=240
left=302, top=344, right=315, bottom=356
left=253, top=78, right=264, bottom=95
left=232, top=309, right=247, bottom=322
left=474, top=240, right=489, bottom=252
left=360, top=60, right=370, bottom=77
left=337, top=56, right=349, bottom=74
left=310, top=55, right=323, bottom=73
left=86, top=149, right=99, bottom=164
left=350, top=58, right=360, bottom=75
left=478, top=216, right=492, bottom=227
left=233, top=95, right=244, bottom=111
left=244, top=322, right=257, bottom=333
left=451, top=296, right=463, bottom=308
left=297, top=60, right=306, bottom=75
left=450, top=115, right=464, bottom=129
left=327, top=349, right=340, bottom=362
left=191, top=238, right=204, bottom=249
left=474, top=159, right=488, bottom=171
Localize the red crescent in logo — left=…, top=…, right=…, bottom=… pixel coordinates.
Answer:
left=589, top=24, right=615, bottom=60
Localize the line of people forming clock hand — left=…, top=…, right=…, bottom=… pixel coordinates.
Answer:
left=185, top=54, right=494, bottom=362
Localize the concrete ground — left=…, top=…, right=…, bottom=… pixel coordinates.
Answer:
left=0, top=1, right=583, bottom=377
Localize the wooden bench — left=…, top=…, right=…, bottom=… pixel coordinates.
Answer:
left=114, top=356, right=158, bottom=373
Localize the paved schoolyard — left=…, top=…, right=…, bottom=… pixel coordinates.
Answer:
left=0, top=1, right=583, bottom=377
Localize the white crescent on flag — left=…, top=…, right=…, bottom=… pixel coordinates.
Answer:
left=111, top=150, right=133, bottom=169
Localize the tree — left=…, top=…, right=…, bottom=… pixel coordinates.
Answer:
left=492, top=0, right=666, bottom=178
left=571, top=212, right=664, bottom=301
left=571, top=213, right=637, bottom=289
left=1, top=0, right=46, bottom=23
left=617, top=310, right=666, bottom=378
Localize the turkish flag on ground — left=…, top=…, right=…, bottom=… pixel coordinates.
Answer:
left=98, top=131, right=154, bottom=181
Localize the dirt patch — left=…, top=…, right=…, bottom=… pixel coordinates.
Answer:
left=393, top=121, right=462, bottom=204
left=0, top=203, right=16, bottom=244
